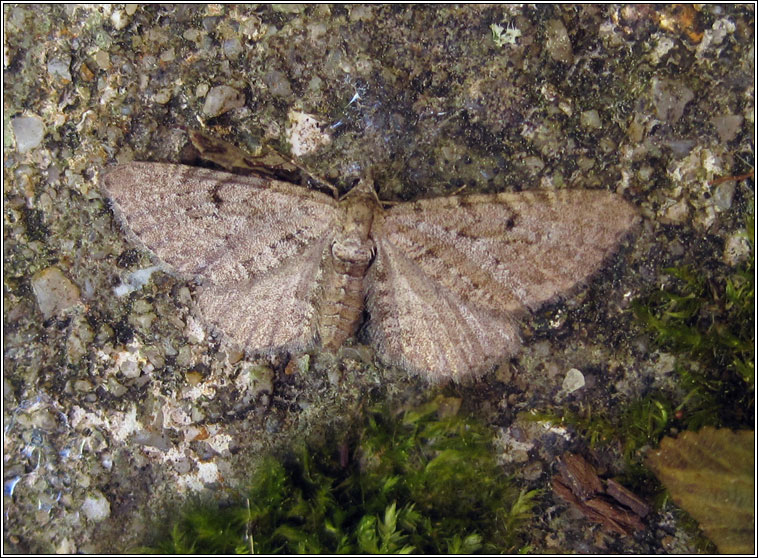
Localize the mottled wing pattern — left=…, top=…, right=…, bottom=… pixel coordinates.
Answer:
left=365, top=239, right=521, bottom=381
left=196, top=238, right=333, bottom=351
left=104, top=162, right=340, bottom=351
left=367, top=189, right=639, bottom=380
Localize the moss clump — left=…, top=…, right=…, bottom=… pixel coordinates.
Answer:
left=144, top=397, right=538, bottom=554
left=631, top=206, right=754, bottom=429
left=529, top=394, right=675, bottom=468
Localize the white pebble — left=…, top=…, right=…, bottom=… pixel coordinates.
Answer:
left=185, top=315, right=206, bottom=344
left=31, top=266, right=80, bottom=319
left=202, top=85, right=245, bottom=118
left=114, top=265, right=163, bottom=297
left=287, top=110, right=330, bottom=157
left=562, top=368, right=585, bottom=394
left=81, top=491, right=111, bottom=522
left=110, top=9, right=130, bottom=30
left=12, top=115, right=45, bottom=153
left=580, top=109, right=602, bottom=130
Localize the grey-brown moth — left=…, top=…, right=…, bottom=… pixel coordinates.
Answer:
left=102, top=134, right=639, bottom=381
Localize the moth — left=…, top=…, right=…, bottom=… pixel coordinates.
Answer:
left=103, top=133, right=639, bottom=382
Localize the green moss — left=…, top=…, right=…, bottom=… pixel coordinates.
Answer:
left=632, top=205, right=754, bottom=429
left=527, top=394, right=674, bottom=471
left=142, top=397, right=538, bottom=554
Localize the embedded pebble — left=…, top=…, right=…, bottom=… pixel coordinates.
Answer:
left=153, top=90, right=172, bottom=105
left=697, top=17, right=736, bottom=58
left=223, top=38, right=242, bottom=58
left=81, top=491, right=111, bottom=522
left=713, top=180, right=735, bottom=211
left=202, top=85, right=245, bottom=117
left=12, top=115, right=45, bottom=153
left=118, top=354, right=141, bottom=378
left=30, top=409, right=56, bottom=430
left=184, top=315, right=206, bottom=344
left=159, top=47, right=175, bottom=63
left=114, top=265, right=163, bottom=297
left=580, top=109, right=602, bottom=129
left=74, top=379, right=94, bottom=392
left=651, top=77, right=694, bottom=123
left=523, top=155, right=545, bottom=174
left=129, top=309, right=156, bottom=330
left=185, top=370, right=204, bottom=386
left=562, top=368, right=586, bottom=394
left=262, top=70, right=293, bottom=98
left=649, top=36, right=675, bottom=65
left=286, top=354, right=311, bottom=376
left=110, top=8, right=130, bottom=30
left=287, top=110, right=330, bottom=157
left=243, top=364, right=274, bottom=396
left=496, top=426, right=533, bottom=463
left=67, top=318, right=94, bottom=361
left=106, top=378, right=128, bottom=397
left=661, top=198, right=690, bottom=225
left=195, top=82, right=209, bottom=98
left=47, top=57, right=72, bottom=80
left=710, top=114, right=743, bottom=143
left=173, top=457, right=192, bottom=474
left=94, top=50, right=111, bottom=70
left=265, top=416, right=281, bottom=433
left=31, top=266, right=80, bottom=319
left=544, top=19, right=573, bottom=64
left=56, top=538, right=76, bottom=554
left=724, top=231, right=752, bottom=266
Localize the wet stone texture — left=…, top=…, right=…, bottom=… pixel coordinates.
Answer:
left=3, top=4, right=754, bottom=553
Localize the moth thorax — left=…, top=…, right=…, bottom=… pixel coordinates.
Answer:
left=331, top=237, right=375, bottom=265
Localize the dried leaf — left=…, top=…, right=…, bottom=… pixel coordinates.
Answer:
left=646, top=427, right=754, bottom=554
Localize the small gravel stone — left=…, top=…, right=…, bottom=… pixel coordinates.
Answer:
left=545, top=19, right=574, bottom=64
left=651, top=77, right=694, bottom=123
left=47, top=57, right=72, bottom=80
left=184, top=315, right=206, bottom=344
left=94, top=50, right=110, bottom=70
left=562, top=368, right=585, bottom=394
left=661, top=198, right=690, bottom=225
left=31, top=266, right=80, bottom=319
left=713, top=180, right=736, bottom=211
left=580, top=109, right=602, bottom=129
left=724, top=231, right=752, bottom=266
left=262, top=70, right=292, bottom=98
left=12, top=115, right=45, bottom=153
left=202, top=85, right=245, bottom=117
left=287, top=110, right=330, bottom=157
left=110, top=9, right=130, bottom=30
left=81, top=491, right=111, bottom=522
left=223, top=37, right=242, bottom=58
left=710, top=114, right=743, bottom=143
